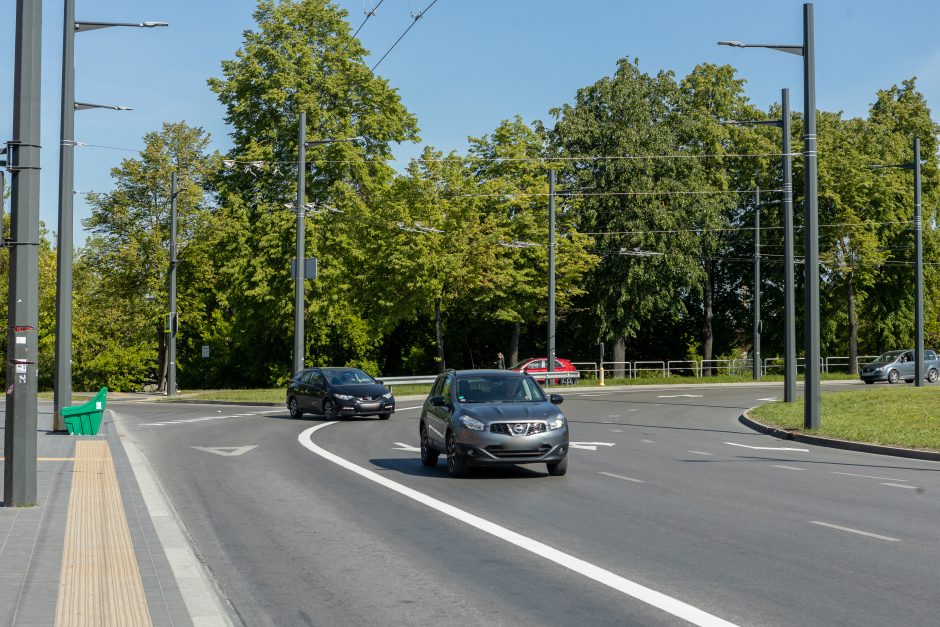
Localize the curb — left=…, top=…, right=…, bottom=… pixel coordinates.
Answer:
left=739, top=411, right=940, bottom=462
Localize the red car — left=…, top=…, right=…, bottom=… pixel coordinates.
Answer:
left=510, top=357, right=579, bottom=385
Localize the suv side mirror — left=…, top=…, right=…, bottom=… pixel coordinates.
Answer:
left=430, top=395, right=447, bottom=407
left=550, top=393, right=564, bottom=405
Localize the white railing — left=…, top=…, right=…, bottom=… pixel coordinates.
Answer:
left=824, top=355, right=879, bottom=373
left=632, top=361, right=666, bottom=378
left=701, top=359, right=733, bottom=376
left=667, top=360, right=701, bottom=377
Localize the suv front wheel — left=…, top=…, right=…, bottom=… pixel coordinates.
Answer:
left=446, top=431, right=468, bottom=478
left=420, top=424, right=439, bottom=467
left=547, top=455, right=568, bottom=476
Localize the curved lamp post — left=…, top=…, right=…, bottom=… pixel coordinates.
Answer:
left=719, top=3, right=819, bottom=428
left=53, top=2, right=167, bottom=431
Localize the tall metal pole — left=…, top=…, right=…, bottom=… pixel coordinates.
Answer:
left=802, top=3, right=821, bottom=430
left=4, top=0, right=42, bottom=507
left=53, top=0, right=76, bottom=430
left=547, top=169, right=556, bottom=387
left=753, top=187, right=761, bottom=381
left=168, top=172, right=178, bottom=396
left=913, top=137, right=924, bottom=387
left=293, top=112, right=306, bottom=375
left=781, top=88, right=796, bottom=402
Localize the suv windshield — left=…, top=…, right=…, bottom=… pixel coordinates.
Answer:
left=455, top=375, right=546, bottom=403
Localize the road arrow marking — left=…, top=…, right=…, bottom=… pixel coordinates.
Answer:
left=725, top=442, right=809, bottom=452
left=393, top=442, right=421, bottom=452
left=657, top=394, right=703, bottom=398
left=191, top=445, right=257, bottom=457
left=570, top=442, right=616, bottom=451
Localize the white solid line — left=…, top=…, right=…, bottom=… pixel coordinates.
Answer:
left=688, top=450, right=714, bottom=456
left=657, top=394, right=702, bottom=398
left=598, top=472, right=644, bottom=483
left=641, top=439, right=655, bottom=444
left=610, top=429, right=624, bottom=433
left=725, top=442, right=809, bottom=452
left=771, top=465, right=804, bottom=471
left=756, top=397, right=779, bottom=402
left=116, top=417, right=234, bottom=626
left=832, top=472, right=908, bottom=482
left=809, top=521, right=900, bottom=542
left=577, top=392, right=617, bottom=397
left=398, top=405, right=424, bottom=411
left=880, top=483, right=920, bottom=490
left=298, top=424, right=738, bottom=627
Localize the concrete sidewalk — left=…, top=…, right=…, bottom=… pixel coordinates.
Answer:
left=0, top=407, right=227, bottom=626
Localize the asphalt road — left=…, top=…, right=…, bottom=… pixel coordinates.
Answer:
left=113, top=382, right=940, bottom=626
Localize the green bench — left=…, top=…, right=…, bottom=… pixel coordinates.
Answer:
left=62, top=387, right=108, bottom=435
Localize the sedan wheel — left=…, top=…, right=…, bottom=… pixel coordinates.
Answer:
left=888, top=369, right=900, bottom=384
left=323, top=399, right=337, bottom=420
left=420, top=424, right=439, bottom=467
left=929, top=369, right=939, bottom=384
left=288, top=397, right=303, bottom=419
left=446, top=431, right=468, bottom=478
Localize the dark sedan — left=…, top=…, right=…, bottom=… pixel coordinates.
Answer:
left=287, top=367, right=395, bottom=420
left=419, top=369, right=569, bottom=477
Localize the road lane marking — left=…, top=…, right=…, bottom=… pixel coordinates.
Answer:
left=832, top=472, right=908, bottom=482
left=299, top=424, right=738, bottom=627
left=687, top=450, right=714, bottom=456
left=880, top=483, right=920, bottom=490
left=599, top=472, right=644, bottom=483
left=756, top=397, right=779, bottom=402
left=609, top=429, right=624, bottom=433
left=657, top=394, right=703, bottom=398
left=398, top=405, right=424, bottom=411
left=393, top=442, right=421, bottom=452
left=607, top=414, right=621, bottom=418
left=577, top=392, right=617, bottom=397
left=809, top=521, right=900, bottom=542
left=641, top=439, right=655, bottom=444
left=570, top=442, right=616, bottom=451
left=628, top=408, right=639, bottom=412
left=191, top=445, right=257, bottom=457
left=725, top=442, right=809, bottom=452
left=771, top=465, right=804, bottom=471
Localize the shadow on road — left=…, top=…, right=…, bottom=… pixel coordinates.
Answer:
left=369, top=457, right=548, bottom=480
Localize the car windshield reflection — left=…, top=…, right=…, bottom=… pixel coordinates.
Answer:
left=455, top=375, right=546, bottom=403
left=874, top=351, right=904, bottom=363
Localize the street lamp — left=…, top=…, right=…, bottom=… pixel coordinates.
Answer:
left=53, top=1, right=167, bottom=430
left=721, top=87, right=796, bottom=398
left=870, top=137, right=925, bottom=386
left=293, top=111, right=361, bottom=375
left=719, top=2, right=820, bottom=428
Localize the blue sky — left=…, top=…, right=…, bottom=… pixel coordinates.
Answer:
left=2, top=0, right=939, bottom=242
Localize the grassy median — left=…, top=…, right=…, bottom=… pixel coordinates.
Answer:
left=750, top=385, right=940, bottom=451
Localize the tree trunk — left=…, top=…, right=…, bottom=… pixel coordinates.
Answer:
left=509, top=321, right=520, bottom=367
left=847, top=271, right=858, bottom=374
left=434, top=296, right=446, bottom=373
left=702, top=262, right=714, bottom=376
left=613, top=336, right=626, bottom=378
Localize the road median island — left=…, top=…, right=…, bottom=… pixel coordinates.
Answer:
left=745, top=385, right=940, bottom=461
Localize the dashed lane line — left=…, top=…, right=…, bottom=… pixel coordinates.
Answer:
left=598, top=472, right=645, bottom=483
left=771, top=465, right=804, bottom=471
left=880, top=483, right=920, bottom=490
left=809, top=521, right=901, bottom=542
left=687, top=450, right=714, bottom=456
left=298, top=423, right=738, bottom=627
left=832, top=472, right=909, bottom=482
left=725, top=442, right=809, bottom=452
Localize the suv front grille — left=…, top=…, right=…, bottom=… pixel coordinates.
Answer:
left=485, top=444, right=553, bottom=458
left=490, top=422, right=547, bottom=437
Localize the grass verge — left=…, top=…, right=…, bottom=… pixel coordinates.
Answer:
left=749, top=385, right=940, bottom=451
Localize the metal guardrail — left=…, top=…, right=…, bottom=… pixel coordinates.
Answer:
left=376, top=375, right=437, bottom=390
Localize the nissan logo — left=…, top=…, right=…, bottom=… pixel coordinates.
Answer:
left=512, top=423, right=527, bottom=435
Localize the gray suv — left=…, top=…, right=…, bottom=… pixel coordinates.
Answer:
left=860, top=350, right=940, bottom=384
left=419, top=369, right=569, bottom=477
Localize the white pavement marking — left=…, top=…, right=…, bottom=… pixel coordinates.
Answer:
left=298, top=424, right=739, bottom=627
left=392, top=442, right=421, bottom=452
left=641, top=439, right=655, bottom=444
left=756, top=397, right=779, bottom=402
left=809, top=521, right=901, bottom=542
left=657, top=394, right=703, bottom=398
left=725, top=442, right=809, bottom=452
left=139, top=412, right=270, bottom=427
left=880, top=483, right=920, bottom=490
left=398, top=405, right=424, bottom=411
left=610, top=429, right=624, bottom=433
left=191, top=445, right=258, bottom=457
left=569, top=442, right=616, bottom=451
left=577, top=392, right=617, bottom=397
left=598, top=472, right=644, bottom=483
left=607, top=414, right=621, bottom=418
left=832, top=472, right=909, bottom=482
left=687, top=450, right=714, bottom=456
left=772, top=465, right=804, bottom=471
left=628, top=408, right=639, bottom=412
left=118, top=429, right=234, bottom=626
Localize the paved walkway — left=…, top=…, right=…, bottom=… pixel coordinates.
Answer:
left=0, top=407, right=219, bottom=627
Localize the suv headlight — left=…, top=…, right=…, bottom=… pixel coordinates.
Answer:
left=334, top=394, right=354, bottom=401
left=459, top=415, right=485, bottom=431
left=548, top=414, right=566, bottom=430
left=382, top=391, right=393, bottom=399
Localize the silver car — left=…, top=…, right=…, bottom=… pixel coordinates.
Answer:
left=419, top=369, right=569, bottom=477
left=860, top=350, right=940, bottom=384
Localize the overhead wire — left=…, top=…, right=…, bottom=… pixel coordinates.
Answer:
left=342, top=0, right=385, bottom=53
left=370, top=0, right=439, bottom=73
